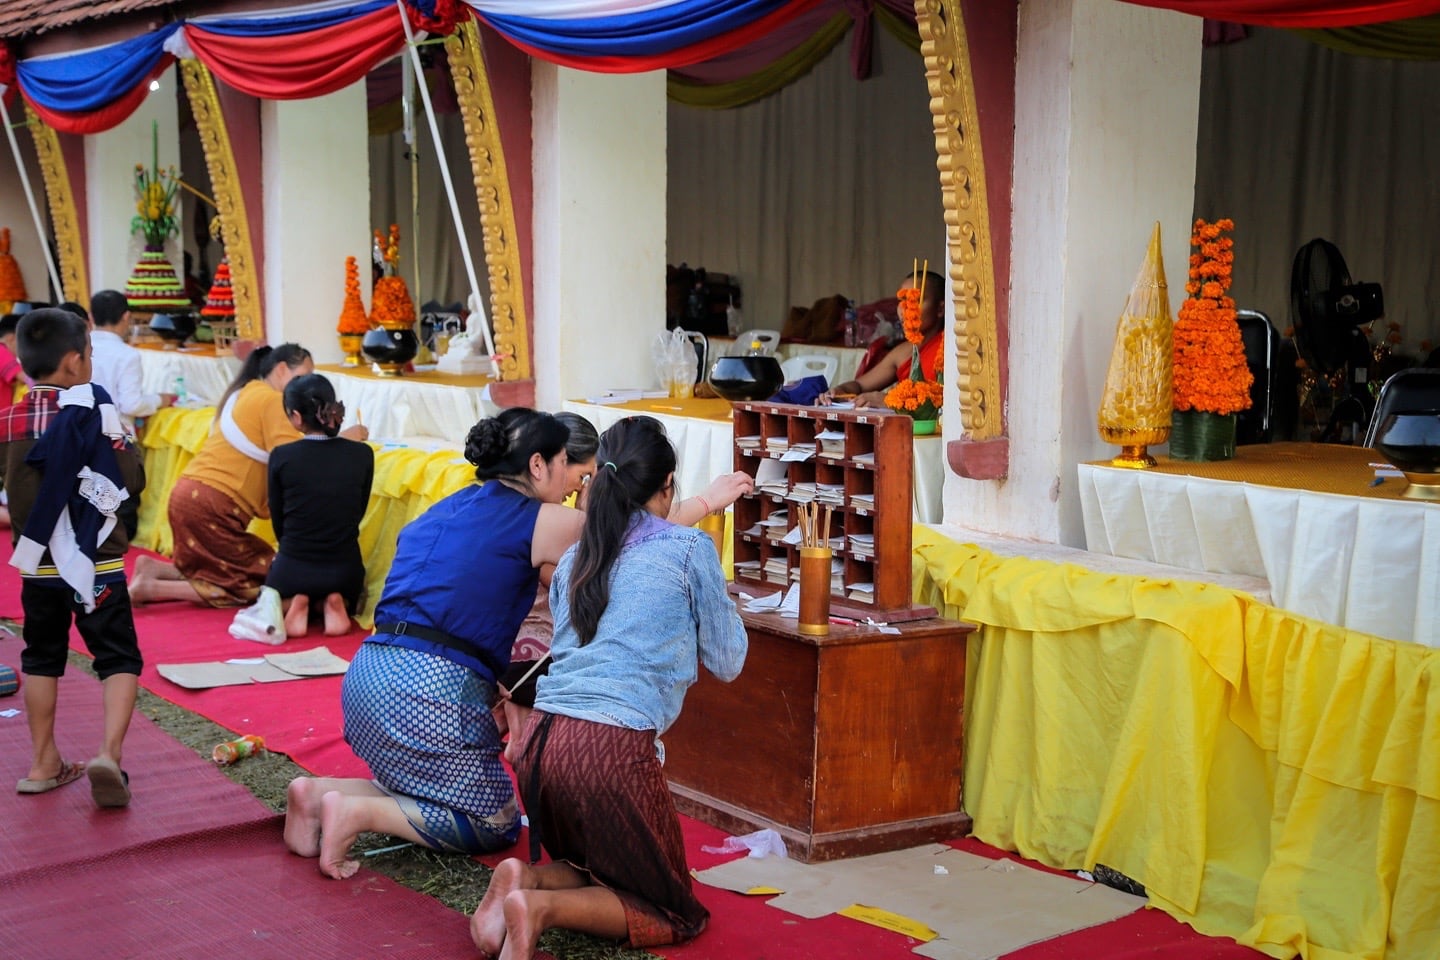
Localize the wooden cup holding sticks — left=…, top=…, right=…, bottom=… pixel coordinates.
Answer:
left=796, top=501, right=833, bottom=637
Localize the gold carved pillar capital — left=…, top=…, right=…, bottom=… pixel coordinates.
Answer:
left=179, top=59, right=263, bottom=341
left=446, top=20, right=531, bottom=382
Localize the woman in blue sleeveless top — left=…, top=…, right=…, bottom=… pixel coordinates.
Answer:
left=282, top=408, right=584, bottom=880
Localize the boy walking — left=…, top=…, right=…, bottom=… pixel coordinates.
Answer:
left=1, top=308, right=145, bottom=807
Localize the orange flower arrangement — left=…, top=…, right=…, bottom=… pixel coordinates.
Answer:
left=886, top=260, right=943, bottom=421
left=369, top=224, right=416, bottom=329
left=0, top=227, right=27, bottom=311
left=336, top=256, right=370, bottom=335
left=1173, top=219, right=1252, bottom=415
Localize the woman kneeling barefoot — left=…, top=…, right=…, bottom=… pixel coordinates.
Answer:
left=471, top=415, right=747, bottom=959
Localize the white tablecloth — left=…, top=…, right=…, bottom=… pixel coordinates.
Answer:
left=564, top=400, right=944, bottom=523
left=1077, top=462, right=1440, bottom=646
left=320, top=367, right=498, bottom=445
left=138, top=348, right=241, bottom=406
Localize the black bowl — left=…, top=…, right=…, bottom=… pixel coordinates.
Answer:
left=148, top=313, right=196, bottom=343
left=1374, top=410, right=1440, bottom=474
left=708, top=355, right=785, bottom=402
left=362, top=326, right=420, bottom=368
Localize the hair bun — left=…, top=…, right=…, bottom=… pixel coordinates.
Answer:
left=465, top=418, right=510, bottom=467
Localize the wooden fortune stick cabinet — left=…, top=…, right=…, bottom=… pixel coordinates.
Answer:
left=664, top=402, right=973, bottom=862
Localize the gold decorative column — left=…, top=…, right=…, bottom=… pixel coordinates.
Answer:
left=25, top=106, right=88, bottom=305
left=180, top=60, right=263, bottom=341
left=445, top=20, right=531, bottom=382
left=916, top=0, right=1002, bottom=442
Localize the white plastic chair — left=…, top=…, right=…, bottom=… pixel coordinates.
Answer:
left=781, top=353, right=839, bottom=384
left=728, top=328, right=781, bottom=356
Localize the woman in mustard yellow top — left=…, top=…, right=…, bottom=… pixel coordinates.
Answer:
left=131, top=344, right=368, bottom=606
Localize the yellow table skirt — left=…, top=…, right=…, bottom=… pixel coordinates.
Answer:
left=911, top=526, right=1440, bottom=960
left=134, top=407, right=732, bottom=627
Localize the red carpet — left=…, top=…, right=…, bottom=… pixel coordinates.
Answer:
left=0, top=542, right=1263, bottom=960
left=0, top=637, right=484, bottom=960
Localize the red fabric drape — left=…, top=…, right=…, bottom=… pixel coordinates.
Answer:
left=186, top=6, right=405, bottom=101
left=483, top=0, right=827, bottom=73
left=23, top=58, right=173, bottom=135
left=1120, top=0, right=1440, bottom=28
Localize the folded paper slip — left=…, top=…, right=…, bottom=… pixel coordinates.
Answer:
left=157, top=646, right=351, bottom=690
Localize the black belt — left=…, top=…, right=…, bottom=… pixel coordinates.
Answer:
left=372, top=621, right=505, bottom=681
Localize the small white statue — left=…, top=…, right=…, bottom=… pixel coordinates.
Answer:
left=437, top=292, right=497, bottom=376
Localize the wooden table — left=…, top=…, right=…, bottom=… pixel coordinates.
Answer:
left=663, top=610, right=973, bottom=862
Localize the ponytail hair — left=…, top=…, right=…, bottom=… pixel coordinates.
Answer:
left=463, top=407, right=569, bottom=483
left=214, top=342, right=312, bottom=419
left=283, top=373, right=344, bottom=437
left=568, top=416, right=676, bottom=646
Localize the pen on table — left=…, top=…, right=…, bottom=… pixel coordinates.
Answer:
left=1369, top=476, right=1384, bottom=487
left=829, top=615, right=863, bottom=626
left=653, top=404, right=684, bottom=411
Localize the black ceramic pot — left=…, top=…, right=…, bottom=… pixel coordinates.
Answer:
left=1374, top=410, right=1440, bottom=500
left=708, top=355, right=785, bottom=402
left=149, top=313, right=197, bottom=346
left=362, top=326, right=420, bottom=376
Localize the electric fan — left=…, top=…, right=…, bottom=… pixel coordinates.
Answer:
left=1289, top=238, right=1384, bottom=443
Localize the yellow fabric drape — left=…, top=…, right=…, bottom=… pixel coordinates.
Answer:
left=910, top=527, right=1440, bottom=960
left=668, top=15, right=853, bottom=109
left=1296, top=14, right=1440, bottom=60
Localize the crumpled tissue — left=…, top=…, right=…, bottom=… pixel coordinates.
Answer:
left=700, top=828, right=789, bottom=859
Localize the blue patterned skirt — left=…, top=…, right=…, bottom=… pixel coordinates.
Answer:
left=342, top=641, right=520, bottom=853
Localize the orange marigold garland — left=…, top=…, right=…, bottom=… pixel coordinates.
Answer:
left=1173, top=219, right=1252, bottom=415
left=336, top=256, right=370, bottom=335
left=886, top=260, right=942, bottom=420
left=369, top=224, right=416, bottom=329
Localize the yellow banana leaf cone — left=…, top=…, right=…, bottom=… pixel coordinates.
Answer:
left=1098, top=221, right=1173, bottom=467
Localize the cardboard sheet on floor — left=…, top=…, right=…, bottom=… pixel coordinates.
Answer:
left=157, top=646, right=351, bottom=690
left=694, top=844, right=1144, bottom=960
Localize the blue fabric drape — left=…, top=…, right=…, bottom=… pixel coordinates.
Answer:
left=479, top=0, right=794, bottom=57
left=17, top=23, right=179, bottom=113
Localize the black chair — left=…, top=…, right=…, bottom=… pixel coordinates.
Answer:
left=1236, top=309, right=1281, bottom=445
left=1363, top=368, right=1440, bottom=447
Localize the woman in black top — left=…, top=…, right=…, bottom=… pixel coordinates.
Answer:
left=265, top=374, right=374, bottom=636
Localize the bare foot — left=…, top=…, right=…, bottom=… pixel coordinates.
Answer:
left=317, top=790, right=362, bottom=879
left=135, top=554, right=183, bottom=581
left=472, top=858, right=531, bottom=957
left=499, top=889, right=545, bottom=960
left=283, top=777, right=323, bottom=858
left=322, top=593, right=352, bottom=636
left=284, top=595, right=310, bottom=639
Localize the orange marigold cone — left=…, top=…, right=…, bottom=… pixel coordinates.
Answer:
left=0, top=228, right=28, bottom=311
left=337, top=256, right=371, bottom=335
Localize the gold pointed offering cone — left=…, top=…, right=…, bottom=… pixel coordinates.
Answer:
left=1098, top=222, right=1174, bottom=467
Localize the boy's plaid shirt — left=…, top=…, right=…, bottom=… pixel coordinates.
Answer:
left=0, top=386, right=131, bottom=452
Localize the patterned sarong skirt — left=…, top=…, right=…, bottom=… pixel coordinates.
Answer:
left=167, top=477, right=273, bottom=607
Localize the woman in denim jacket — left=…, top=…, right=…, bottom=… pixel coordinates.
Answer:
left=472, top=415, right=747, bottom=960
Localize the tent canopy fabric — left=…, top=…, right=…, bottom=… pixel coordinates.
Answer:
left=3, top=0, right=1439, bottom=133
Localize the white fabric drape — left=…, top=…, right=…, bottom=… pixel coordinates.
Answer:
left=1195, top=27, right=1440, bottom=356
left=667, top=24, right=945, bottom=334
left=369, top=109, right=491, bottom=313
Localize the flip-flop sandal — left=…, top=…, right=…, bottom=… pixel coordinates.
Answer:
left=86, top=757, right=131, bottom=808
left=16, top=759, right=86, bottom=794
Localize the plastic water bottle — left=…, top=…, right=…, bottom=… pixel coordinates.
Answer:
left=843, top=299, right=858, bottom=347
left=746, top=338, right=765, bottom=357
left=173, top=374, right=188, bottom=407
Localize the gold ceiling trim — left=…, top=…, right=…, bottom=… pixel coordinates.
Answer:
left=446, top=20, right=531, bottom=381
left=180, top=60, right=263, bottom=341
left=917, top=0, right=1002, bottom=439
left=25, top=105, right=88, bottom=306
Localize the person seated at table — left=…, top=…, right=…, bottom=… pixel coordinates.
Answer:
left=284, top=408, right=585, bottom=879
left=264, top=374, right=374, bottom=638
left=471, top=415, right=747, bottom=960
left=130, top=344, right=368, bottom=606
left=826, top=270, right=944, bottom=409
left=495, top=410, right=754, bottom=762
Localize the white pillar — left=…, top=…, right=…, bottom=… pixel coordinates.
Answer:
left=85, top=75, right=179, bottom=296
left=261, top=82, right=370, bottom=358
left=532, top=64, right=666, bottom=409
left=943, top=0, right=1201, bottom=545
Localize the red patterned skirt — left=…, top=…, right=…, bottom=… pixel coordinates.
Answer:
left=515, top=712, right=709, bottom=948
left=167, top=476, right=274, bottom=608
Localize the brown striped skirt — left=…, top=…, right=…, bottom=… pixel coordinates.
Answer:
left=167, top=476, right=274, bottom=608
left=515, top=711, right=709, bottom=948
